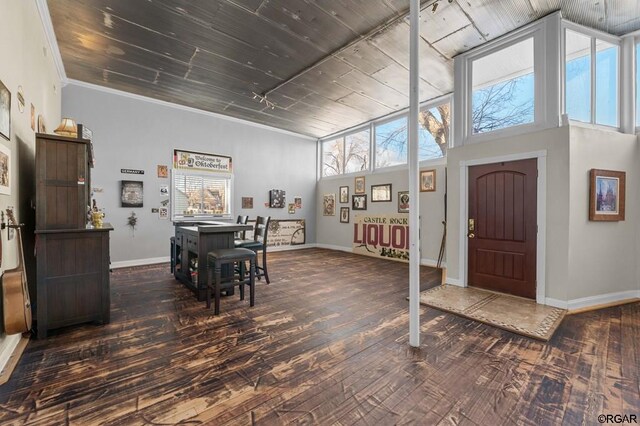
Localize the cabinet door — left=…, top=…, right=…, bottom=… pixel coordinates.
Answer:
left=36, top=137, right=88, bottom=230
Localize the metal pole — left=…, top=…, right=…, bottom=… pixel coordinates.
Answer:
left=408, top=0, right=420, bottom=348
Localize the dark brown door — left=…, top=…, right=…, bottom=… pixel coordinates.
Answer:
left=468, top=159, right=537, bottom=299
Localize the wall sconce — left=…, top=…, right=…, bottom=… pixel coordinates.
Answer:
left=53, top=118, right=78, bottom=137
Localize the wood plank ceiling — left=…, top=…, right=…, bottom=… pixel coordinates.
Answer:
left=48, top=0, right=640, bottom=138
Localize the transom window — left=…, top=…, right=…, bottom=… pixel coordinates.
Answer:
left=321, top=128, right=370, bottom=177
left=564, top=28, right=619, bottom=128
left=471, top=37, right=535, bottom=135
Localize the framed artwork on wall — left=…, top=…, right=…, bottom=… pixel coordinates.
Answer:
left=121, top=180, right=144, bottom=207
left=589, top=169, right=625, bottom=221
left=352, top=194, right=367, bottom=210
left=354, top=176, right=365, bottom=194
left=420, top=169, right=436, bottom=192
left=269, top=189, right=285, bottom=208
left=294, top=196, right=302, bottom=209
left=340, top=207, right=350, bottom=223
left=242, top=197, right=253, bottom=209
left=398, top=191, right=409, bottom=213
left=371, top=184, right=392, bottom=202
left=323, top=193, right=336, bottom=216
left=0, top=143, right=11, bottom=195
left=339, top=186, right=349, bottom=203
left=0, top=80, right=10, bottom=141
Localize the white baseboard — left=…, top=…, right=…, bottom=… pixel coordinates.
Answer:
left=546, top=290, right=640, bottom=310
left=111, top=256, right=170, bottom=269
left=268, top=244, right=316, bottom=252
left=445, top=277, right=464, bottom=287
left=0, top=334, right=21, bottom=375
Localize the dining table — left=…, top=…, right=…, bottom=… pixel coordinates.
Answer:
left=174, top=221, right=253, bottom=301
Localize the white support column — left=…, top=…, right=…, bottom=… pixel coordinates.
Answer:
left=408, top=0, right=420, bottom=348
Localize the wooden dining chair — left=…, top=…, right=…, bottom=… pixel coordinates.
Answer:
left=235, top=216, right=270, bottom=284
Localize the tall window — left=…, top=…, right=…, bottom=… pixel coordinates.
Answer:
left=321, top=129, right=370, bottom=177
left=172, top=172, right=232, bottom=220
left=419, top=102, right=450, bottom=160
left=564, top=28, right=619, bottom=127
left=375, top=116, right=407, bottom=168
left=471, top=37, right=535, bottom=134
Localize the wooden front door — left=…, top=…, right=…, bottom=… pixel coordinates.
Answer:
left=468, top=159, right=537, bottom=299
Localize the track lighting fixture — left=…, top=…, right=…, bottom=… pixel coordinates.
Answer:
left=252, top=92, right=276, bottom=110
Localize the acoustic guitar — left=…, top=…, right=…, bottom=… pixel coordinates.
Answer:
left=2, top=208, right=32, bottom=334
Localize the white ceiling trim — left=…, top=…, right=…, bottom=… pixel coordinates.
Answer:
left=65, top=79, right=318, bottom=141
left=35, top=0, right=68, bottom=86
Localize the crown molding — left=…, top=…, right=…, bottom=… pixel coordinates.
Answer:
left=66, top=79, right=318, bottom=140
left=35, top=0, right=67, bottom=86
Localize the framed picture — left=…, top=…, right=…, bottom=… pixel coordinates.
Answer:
left=0, top=80, right=10, bottom=141
left=288, top=203, right=296, bottom=214
left=157, top=165, right=168, bottom=178
left=242, top=197, right=253, bottom=209
left=323, top=193, right=336, bottom=216
left=294, top=196, right=302, bottom=209
left=371, top=184, right=392, bottom=202
left=398, top=191, right=409, bottom=213
left=269, top=189, right=285, bottom=208
left=0, top=143, right=11, bottom=195
left=352, top=194, right=367, bottom=210
left=589, top=169, right=625, bottom=221
left=159, top=207, right=169, bottom=219
left=121, top=180, right=144, bottom=207
left=354, top=176, right=365, bottom=194
left=420, top=169, right=436, bottom=192
left=339, top=186, right=349, bottom=203
left=340, top=207, right=350, bottom=223
left=159, top=184, right=169, bottom=196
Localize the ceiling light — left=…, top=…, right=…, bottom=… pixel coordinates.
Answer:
left=251, top=92, right=277, bottom=110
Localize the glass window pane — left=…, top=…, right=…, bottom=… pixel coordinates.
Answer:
left=595, top=39, right=618, bottom=127
left=375, top=116, right=407, bottom=169
left=322, top=138, right=343, bottom=176
left=472, top=37, right=535, bottom=134
left=419, top=103, right=449, bottom=161
left=637, top=43, right=640, bottom=127
left=565, top=30, right=592, bottom=122
left=344, top=129, right=370, bottom=173
left=173, top=174, right=231, bottom=218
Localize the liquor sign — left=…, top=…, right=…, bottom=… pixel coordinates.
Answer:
left=173, top=149, right=232, bottom=173
left=353, top=214, right=410, bottom=262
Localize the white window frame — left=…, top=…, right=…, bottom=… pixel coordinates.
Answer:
left=320, top=125, right=372, bottom=180
left=171, top=169, right=234, bottom=221
left=561, top=20, right=622, bottom=131
left=453, top=13, right=560, bottom=147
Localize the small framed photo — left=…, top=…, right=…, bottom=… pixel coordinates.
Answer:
left=323, top=193, right=336, bottom=216
left=398, top=191, right=409, bottom=213
left=242, top=197, right=253, bottom=209
left=340, top=207, right=350, bottom=223
left=371, top=184, right=392, bottom=202
left=352, top=194, right=367, bottom=210
left=0, top=143, right=11, bottom=195
left=420, top=169, right=436, bottom=192
left=121, top=180, right=143, bottom=208
left=589, top=169, right=625, bottom=221
left=159, top=184, right=169, bottom=196
left=339, top=186, right=349, bottom=203
left=294, top=196, right=302, bottom=209
left=288, top=203, right=296, bottom=214
left=157, top=165, right=168, bottom=178
left=269, top=189, right=285, bottom=208
left=0, top=80, right=10, bottom=141
left=354, top=176, right=365, bottom=194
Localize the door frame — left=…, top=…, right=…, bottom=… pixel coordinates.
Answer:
left=458, top=150, right=547, bottom=304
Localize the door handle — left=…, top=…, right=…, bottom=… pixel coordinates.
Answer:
left=468, top=232, right=475, bottom=239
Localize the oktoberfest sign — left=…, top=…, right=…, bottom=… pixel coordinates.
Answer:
left=173, top=149, right=232, bottom=173
left=353, top=214, right=410, bottom=262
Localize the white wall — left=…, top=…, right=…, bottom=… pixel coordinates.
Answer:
left=316, top=161, right=447, bottom=265
left=0, top=0, right=62, bottom=366
left=62, top=83, right=317, bottom=265
left=446, top=126, right=571, bottom=301
left=446, top=124, right=640, bottom=308
left=567, top=126, right=639, bottom=302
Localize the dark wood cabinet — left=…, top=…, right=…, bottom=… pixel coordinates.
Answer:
left=35, top=133, right=112, bottom=338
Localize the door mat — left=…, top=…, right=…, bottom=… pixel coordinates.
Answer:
left=419, top=285, right=566, bottom=341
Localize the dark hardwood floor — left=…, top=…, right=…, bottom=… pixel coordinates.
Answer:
left=0, top=248, right=638, bottom=425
